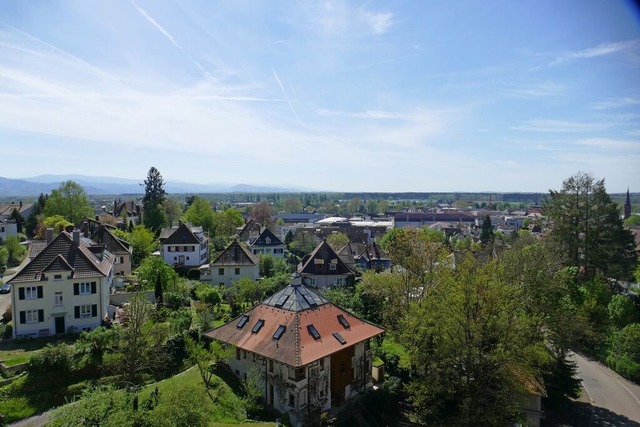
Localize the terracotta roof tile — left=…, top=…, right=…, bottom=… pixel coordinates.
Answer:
left=205, top=284, right=383, bottom=367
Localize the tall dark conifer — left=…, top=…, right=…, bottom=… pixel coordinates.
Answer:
left=142, top=167, right=167, bottom=232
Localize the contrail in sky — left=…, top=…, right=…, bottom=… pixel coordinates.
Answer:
left=272, top=67, right=305, bottom=127
left=130, top=0, right=209, bottom=77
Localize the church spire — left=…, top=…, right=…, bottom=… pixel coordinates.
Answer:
left=624, top=188, right=631, bottom=219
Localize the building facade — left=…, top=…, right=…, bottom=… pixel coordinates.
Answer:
left=9, top=230, right=114, bottom=338
left=206, top=284, right=384, bottom=425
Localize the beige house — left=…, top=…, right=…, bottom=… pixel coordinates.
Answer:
left=9, top=229, right=114, bottom=337
left=91, top=225, right=132, bottom=276
left=201, top=239, right=259, bottom=287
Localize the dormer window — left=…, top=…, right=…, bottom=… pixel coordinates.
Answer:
left=252, top=319, right=265, bottom=334
left=307, top=324, right=320, bottom=340
left=237, top=315, right=249, bottom=329
left=265, top=237, right=271, bottom=244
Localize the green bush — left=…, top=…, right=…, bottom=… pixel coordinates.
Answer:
left=606, top=354, right=640, bottom=382
left=28, top=343, right=75, bottom=374
left=1, top=322, right=12, bottom=339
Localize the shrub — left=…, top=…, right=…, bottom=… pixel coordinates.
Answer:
left=28, top=343, right=75, bottom=373
left=606, top=354, right=640, bottom=382
left=1, top=322, right=12, bottom=339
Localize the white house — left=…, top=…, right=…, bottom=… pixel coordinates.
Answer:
left=159, top=222, right=209, bottom=268
left=0, top=219, right=18, bottom=244
left=9, top=229, right=114, bottom=338
left=205, top=283, right=384, bottom=426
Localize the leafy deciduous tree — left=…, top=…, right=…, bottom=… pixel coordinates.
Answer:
left=44, top=180, right=93, bottom=224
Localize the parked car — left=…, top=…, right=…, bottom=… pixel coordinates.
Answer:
left=0, top=283, right=10, bottom=294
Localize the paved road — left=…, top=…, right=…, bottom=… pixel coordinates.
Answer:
left=573, top=352, right=640, bottom=426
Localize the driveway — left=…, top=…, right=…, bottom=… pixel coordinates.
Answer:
left=573, top=352, right=640, bottom=426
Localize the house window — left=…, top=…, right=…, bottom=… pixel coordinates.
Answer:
left=54, top=292, right=63, bottom=306
left=218, top=268, right=225, bottom=275
left=307, top=278, right=316, bottom=286
left=243, top=350, right=247, bottom=359
left=79, top=305, right=92, bottom=318
left=266, top=237, right=271, bottom=244
left=253, top=249, right=258, bottom=254
left=79, top=282, right=92, bottom=295
left=288, top=393, right=295, bottom=407
left=300, top=390, right=307, bottom=408
left=54, top=274, right=62, bottom=280
left=26, top=310, right=40, bottom=323
left=235, top=268, right=240, bottom=275
left=320, top=357, right=325, bottom=371
left=25, top=286, right=38, bottom=300
left=330, top=263, right=337, bottom=271
left=336, top=277, right=344, bottom=285
left=269, top=359, right=274, bottom=373
left=236, top=348, right=241, bottom=360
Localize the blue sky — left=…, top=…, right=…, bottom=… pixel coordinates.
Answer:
left=1, top=1, right=639, bottom=192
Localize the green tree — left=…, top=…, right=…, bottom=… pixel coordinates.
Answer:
left=543, top=172, right=638, bottom=280
left=249, top=201, right=274, bottom=227
left=325, top=232, right=349, bottom=251
left=624, top=215, right=640, bottom=226
left=183, top=196, right=215, bottom=232
left=403, top=254, right=548, bottom=426
left=26, top=193, right=48, bottom=237
left=185, top=336, right=228, bottom=389
left=128, top=225, right=157, bottom=267
left=137, top=255, right=178, bottom=293
left=3, top=235, right=26, bottom=265
left=282, top=198, right=302, bottom=213
left=0, top=246, right=9, bottom=268
left=40, top=214, right=73, bottom=236
left=142, top=167, right=167, bottom=232
left=9, top=208, right=25, bottom=233
left=380, top=227, right=450, bottom=304
left=114, top=293, right=169, bottom=385
left=479, top=215, right=494, bottom=246
left=608, top=294, right=640, bottom=330
left=194, top=283, right=222, bottom=307
left=44, top=180, right=93, bottom=224
left=162, top=197, right=183, bottom=225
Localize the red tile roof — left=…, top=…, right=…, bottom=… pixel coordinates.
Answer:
left=205, top=284, right=384, bottom=367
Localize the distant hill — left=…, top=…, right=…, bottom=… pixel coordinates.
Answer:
left=0, top=175, right=309, bottom=197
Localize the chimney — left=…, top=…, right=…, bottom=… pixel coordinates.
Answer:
left=46, top=228, right=54, bottom=244
left=73, top=230, right=80, bottom=246
left=83, top=222, right=89, bottom=238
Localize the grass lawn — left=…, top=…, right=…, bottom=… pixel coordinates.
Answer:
left=0, top=336, right=76, bottom=366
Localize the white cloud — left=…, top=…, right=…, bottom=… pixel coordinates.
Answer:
left=364, top=12, right=393, bottom=35
left=551, top=39, right=640, bottom=65
left=576, top=138, right=640, bottom=151
left=512, top=119, right=610, bottom=133
left=590, top=97, right=640, bottom=110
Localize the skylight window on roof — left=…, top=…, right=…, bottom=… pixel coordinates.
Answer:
left=273, top=325, right=286, bottom=340
left=252, top=319, right=265, bottom=334
left=237, top=315, right=249, bottom=329
left=275, top=293, right=290, bottom=308
left=332, top=332, right=347, bottom=345
left=301, top=291, right=317, bottom=307
left=308, top=324, right=321, bottom=340
left=337, top=314, right=350, bottom=329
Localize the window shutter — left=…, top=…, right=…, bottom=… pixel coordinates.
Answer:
left=74, top=306, right=80, bottom=319
left=37, top=286, right=43, bottom=299
left=18, top=287, right=25, bottom=300
left=91, top=282, right=97, bottom=294
left=38, top=309, right=44, bottom=322
left=92, top=304, right=97, bottom=317
left=19, top=311, right=26, bottom=324
left=74, top=283, right=79, bottom=295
